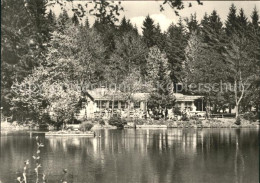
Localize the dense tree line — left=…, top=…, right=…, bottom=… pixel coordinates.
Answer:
left=1, top=1, right=259, bottom=123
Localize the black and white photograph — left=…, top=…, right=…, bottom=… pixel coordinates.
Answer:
left=0, top=0, right=259, bottom=182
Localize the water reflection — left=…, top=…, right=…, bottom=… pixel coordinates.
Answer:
left=0, top=129, right=258, bottom=183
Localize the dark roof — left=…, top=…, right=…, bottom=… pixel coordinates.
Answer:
left=87, top=88, right=150, bottom=101
left=174, top=93, right=203, bottom=102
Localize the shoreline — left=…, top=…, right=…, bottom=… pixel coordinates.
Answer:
left=1, top=118, right=259, bottom=133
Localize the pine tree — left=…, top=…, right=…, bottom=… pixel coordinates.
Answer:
left=142, top=15, right=156, bottom=47
left=165, top=18, right=187, bottom=85
left=237, top=8, right=248, bottom=33
left=226, top=4, right=238, bottom=35
left=251, top=6, right=259, bottom=29
left=119, top=16, right=128, bottom=32
left=201, top=13, right=209, bottom=28
left=47, top=10, right=56, bottom=33
left=57, top=10, right=70, bottom=33
left=146, top=46, right=175, bottom=113
left=84, top=18, right=90, bottom=28
left=208, top=10, right=222, bottom=33
left=153, top=23, right=166, bottom=51
left=27, top=0, right=50, bottom=46
left=186, top=13, right=199, bottom=33
left=72, top=13, right=79, bottom=26
left=1, top=0, right=51, bottom=116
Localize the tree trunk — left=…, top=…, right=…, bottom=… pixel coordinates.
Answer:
left=234, top=79, right=245, bottom=120
left=127, top=100, right=130, bottom=118
left=112, top=94, right=114, bottom=117
left=235, top=103, right=239, bottom=119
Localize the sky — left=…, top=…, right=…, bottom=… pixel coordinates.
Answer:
left=51, top=1, right=260, bottom=34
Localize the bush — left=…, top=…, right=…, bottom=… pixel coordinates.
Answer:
left=80, top=122, right=93, bottom=131
left=108, top=117, right=127, bottom=128
left=242, top=112, right=257, bottom=122
left=71, top=118, right=82, bottom=124
left=41, top=113, right=55, bottom=125
left=196, top=120, right=203, bottom=125
left=173, top=107, right=182, bottom=116
left=235, top=116, right=241, bottom=125
left=181, top=114, right=189, bottom=121
left=190, top=116, right=199, bottom=120
left=99, top=119, right=105, bottom=126
left=94, top=118, right=105, bottom=126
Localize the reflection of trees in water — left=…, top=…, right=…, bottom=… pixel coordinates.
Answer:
left=0, top=129, right=258, bottom=182
left=234, top=129, right=245, bottom=183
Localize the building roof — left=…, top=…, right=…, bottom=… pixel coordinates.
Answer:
left=174, top=93, right=203, bottom=102
left=131, top=93, right=150, bottom=101
left=87, top=88, right=150, bottom=101
left=87, top=88, right=203, bottom=102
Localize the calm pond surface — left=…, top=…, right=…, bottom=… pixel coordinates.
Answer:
left=0, top=128, right=259, bottom=183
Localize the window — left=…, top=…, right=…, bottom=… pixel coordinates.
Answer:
left=121, top=101, right=125, bottom=109
left=109, top=101, right=118, bottom=109
left=96, top=101, right=101, bottom=108
left=134, top=102, right=140, bottom=109
left=101, top=101, right=107, bottom=108
left=185, top=102, right=192, bottom=106
left=114, top=101, right=118, bottom=109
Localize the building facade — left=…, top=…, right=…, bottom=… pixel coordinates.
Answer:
left=76, top=88, right=206, bottom=120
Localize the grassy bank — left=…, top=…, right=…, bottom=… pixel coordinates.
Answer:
left=126, top=118, right=259, bottom=128
left=1, top=118, right=258, bottom=132
left=166, top=118, right=259, bottom=128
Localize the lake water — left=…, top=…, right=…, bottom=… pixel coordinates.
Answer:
left=0, top=129, right=259, bottom=183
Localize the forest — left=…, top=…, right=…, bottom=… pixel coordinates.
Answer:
left=1, top=0, right=259, bottom=124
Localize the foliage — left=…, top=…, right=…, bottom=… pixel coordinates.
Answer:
left=17, top=136, right=46, bottom=183
left=173, top=107, right=182, bottom=116
left=3, top=2, right=260, bottom=123
left=99, top=119, right=105, bottom=126
left=80, top=122, right=93, bottom=131
left=41, top=113, right=55, bottom=125
left=142, top=15, right=157, bottom=48
left=159, top=0, right=203, bottom=16
left=242, top=112, right=258, bottom=122
left=146, top=46, right=175, bottom=114
left=1, top=0, right=50, bottom=116
left=108, top=117, right=127, bottom=128
left=146, top=46, right=170, bottom=84
left=165, top=18, right=187, bottom=83
left=235, top=116, right=241, bottom=125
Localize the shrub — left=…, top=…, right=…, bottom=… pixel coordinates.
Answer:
left=173, top=107, right=182, bottom=116
left=80, top=122, right=93, bottom=131
left=235, top=116, right=241, bottom=125
left=41, top=113, right=55, bottom=125
left=190, top=115, right=199, bottom=120
left=108, top=117, right=127, bottom=128
left=181, top=114, right=189, bottom=121
left=134, top=119, right=146, bottom=125
left=196, top=120, right=203, bottom=125
left=95, top=119, right=106, bottom=126
left=242, top=112, right=257, bottom=122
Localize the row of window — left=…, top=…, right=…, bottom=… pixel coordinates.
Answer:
left=96, top=101, right=141, bottom=109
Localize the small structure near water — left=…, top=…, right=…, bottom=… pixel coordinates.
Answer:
left=76, top=88, right=206, bottom=120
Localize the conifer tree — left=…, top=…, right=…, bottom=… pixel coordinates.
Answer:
left=57, top=10, right=70, bottom=33
left=251, top=7, right=259, bottom=29
left=47, top=10, right=56, bottom=33
left=185, top=13, right=199, bottom=33
left=165, top=18, right=187, bottom=85
left=226, top=4, right=238, bottom=35
left=236, top=9, right=248, bottom=33
left=142, top=15, right=156, bottom=47
left=72, top=13, right=80, bottom=26
left=84, top=18, right=90, bottom=28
